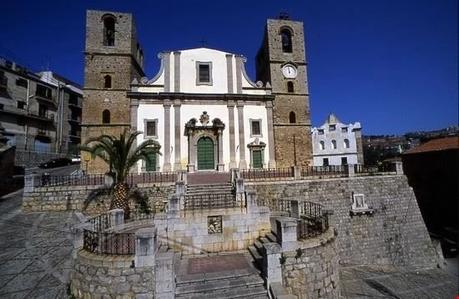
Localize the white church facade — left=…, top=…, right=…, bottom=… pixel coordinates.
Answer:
left=311, top=114, right=364, bottom=166
left=129, top=48, right=275, bottom=172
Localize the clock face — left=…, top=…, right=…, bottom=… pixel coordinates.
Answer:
left=282, top=64, right=297, bottom=78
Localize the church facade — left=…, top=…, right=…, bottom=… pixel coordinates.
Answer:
left=81, top=10, right=312, bottom=173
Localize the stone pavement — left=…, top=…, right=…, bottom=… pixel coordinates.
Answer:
left=0, top=190, right=77, bottom=298
left=340, top=264, right=458, bottom=298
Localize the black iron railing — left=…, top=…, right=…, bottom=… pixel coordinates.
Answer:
left=184, top=193, right=243, bottom=210
left=301, top=165, right=347, bottom=178
left=40, top=174, right=105, bottom=187
left=241, top=168, right=294, bottom=181
left=296, top=201, right=329, bottom=240
left=354, top=163, right=396, bottom=175
left=83, top=230, right=135, bottom=255
left=126, top=172, right=177, bottom=186
left=88, top=213, right=112, bottom=231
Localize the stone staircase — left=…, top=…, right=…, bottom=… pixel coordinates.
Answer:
left=186, top=182, right=234, bottom=196
left=184, top=172, right=236, bottom=209
left=175, top=253, right=268, bottom=299
left=248, top=232, right=278, bottom=269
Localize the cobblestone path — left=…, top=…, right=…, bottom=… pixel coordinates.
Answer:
left=0, top=190, right=77, bottom=298
left=340, top=264, right=458, bottom=298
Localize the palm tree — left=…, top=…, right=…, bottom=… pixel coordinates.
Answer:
left=80, top=130, right=161, bottom=215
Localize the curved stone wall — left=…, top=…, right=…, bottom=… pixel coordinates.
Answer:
left=281, top=228, right=340, bottom=299
left=70, top=250, right=154, bottom=298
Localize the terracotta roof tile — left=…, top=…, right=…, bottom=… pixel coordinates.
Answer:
left=404, top=136, right=459, bottom=154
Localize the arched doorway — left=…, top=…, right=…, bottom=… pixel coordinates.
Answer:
left=197, top=137, right=215, bottom=170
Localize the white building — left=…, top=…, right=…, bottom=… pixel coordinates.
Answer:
left=311, top=114, right=364, bottom=166
left=130, top=48, right=276, bottom=172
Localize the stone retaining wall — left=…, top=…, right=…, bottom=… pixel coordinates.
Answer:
left=70, top=250, right=154, bottom=298
left=281, top=228, right=340, bottom=299
left=15, top=150, right=66, bottom=168
left=247, top=175, right=439, bottom=269
left=22, top=183, right=174, bottom=214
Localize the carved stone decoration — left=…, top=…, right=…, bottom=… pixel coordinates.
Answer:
left=208, top=215, right=222, bottom=234
left=199, top=111, right=210, bottom=126
left=212, top=118, right=225, bottom=129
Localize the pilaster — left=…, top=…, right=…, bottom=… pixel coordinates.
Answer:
left=227, top=101, right=237, bottom=169
left=237, top=101, right=247, bottom=169
left=266, top=101, right=276, bottom=168
left=173, top=100, right=182, bottom=170
left=163, top=100, right=172, bottom=171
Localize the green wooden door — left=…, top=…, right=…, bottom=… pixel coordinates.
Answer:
left=197, top=137, right=214, bottom=170
left=252, top=150, right=263, bottom=169
left=145, top=153, right=156, bottom=171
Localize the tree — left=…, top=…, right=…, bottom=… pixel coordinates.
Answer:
left=80, top=130, right=161, bottom=216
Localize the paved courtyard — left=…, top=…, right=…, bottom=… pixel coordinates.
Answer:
left=0, top=190, right=77, bottom=298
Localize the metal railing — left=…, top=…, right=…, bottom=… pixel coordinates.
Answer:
left=301, top=165, right=347, bottom=178
left=88, top=213, right=112, bottom=231
left=83, top=230, right=135, bottom=255
left=354, top=163, right=396, bottom=175
left=241, top=168, right=294, bottom=181
left=127, top=172, right=177, bottom=186
left=184, top=193, right=243, bottom=210
left=40, top=174, right=105, bottom=187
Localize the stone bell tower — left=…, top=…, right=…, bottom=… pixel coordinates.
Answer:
left=81, top=10, right=145, bottom=173
left=256, top=14, right=312, bottom=167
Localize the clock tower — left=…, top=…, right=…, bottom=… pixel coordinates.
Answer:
left=256, top=14, right=312, bottom=167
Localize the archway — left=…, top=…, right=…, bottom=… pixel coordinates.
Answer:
left=197, top=137, right=215, bottom=170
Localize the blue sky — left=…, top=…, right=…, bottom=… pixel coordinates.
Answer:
left=0, top=0, right=457, bottom=135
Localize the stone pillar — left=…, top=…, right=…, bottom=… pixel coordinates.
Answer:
left=135, top=227, right=157, bottom=267
left=109, top=209, right=124, bottom=227
left=347, top=164, right=355, bottom=177
left=235, top=56, right=243, bottom=94
left=164, top=52, right=171, bottom=92
left=168, top=194, right=180, bottom=216
left=263, top=242, right=283, bottom=288
left=175, top=181, right=185, bottom=196
left=276, top=217, right=298, bottom=251
left=72, top=221, right=91, bottom=259
left=226, top=54, right=234, bottom=93
left=265, top=101, right=276, bottom=168
left=227, top=101, right=237, bottom=169
left=130, top=99, right=139, bottom=130
left=187, top=134, right=196, bottom=172
left=291, top=200, right=299, bottom=219
left=217, top=128, right=225, bottom=171
left=163, top=100, right=172, bottom=171
left=173, top=100, right=182, bottom=170
left=155, top=251, right=176, bottom=299
left=246, top=191, right=258, bottom=214
left=24, top=173, right=41, bottom=192
left=395, top=161, right=404, bottom=174
left=237, top=101, right=247, bottom=169
left=173, top=51, right=181, bottom=92
left=293, top=165, right=301, bottom=180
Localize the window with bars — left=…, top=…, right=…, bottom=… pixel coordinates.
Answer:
left=144, top=120, right=157, bottom=138
left=196, top=62, right=212, bottom=85
left=250, top=120, right=262, bottom=136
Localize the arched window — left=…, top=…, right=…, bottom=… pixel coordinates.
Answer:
left=287, top=81, right=294, bottom=93
left=281, top=28, right=293, bottom=53
left=344, top=139, right=350, bottom=149
left=103, top=16, right=115, bottom=46
left=104, top=75, right=112, bottom=88
left=102, top=109, right=111, bottom=124
left=289, top=111, right=296, bottom=123
left=319, top=141, right=325, bottom=150
left=331, top=140, right=337, bottom=149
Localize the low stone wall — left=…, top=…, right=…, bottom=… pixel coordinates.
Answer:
left=281, top=228, right=340, bottom=299
left=247, top=175, right=439, bottom=270
left=156, top=206, right=271, bottom=254
left=70, top=250, right=154, bottom=298
left=22, top=183, right=174, bottom=214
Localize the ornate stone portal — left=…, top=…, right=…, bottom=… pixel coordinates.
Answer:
left=185, top=112, right=225, bottom=172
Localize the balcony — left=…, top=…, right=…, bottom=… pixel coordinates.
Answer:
left=34, top=94, right=56, bottom=107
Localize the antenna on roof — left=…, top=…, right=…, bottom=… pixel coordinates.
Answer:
left=279, top=12, right=290, bottom=20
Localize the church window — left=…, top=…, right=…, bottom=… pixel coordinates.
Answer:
left=289, top=111, right=296, bottom=123
left=102, top=109, right=110, bottom=124
left=103, top=16, right=115, bottom=46
left=341, top=157, right=348, bottom=165
left=331, top=140, right=337, bottom=149
left=104, top=75, right=112, bottom=88
left=144, top=119, right=158, bottom=138
left=287, top=81, right=294, bottom=93
left=281, top=28, right=293, bottom=53
left=341, top=127, right=348, bottom=133
left=329, top=124, right=336, bottom=131
left=323, top=158, right=329, bottom=167
left=196, top=62, right=212, bottom=85
left=318, top=129, right=324, bottom=135
left=319, top=141, right=325, bottom=150
left=250, top=119, right=262, bottom=137
left=344, top=139, right=350, bottom=148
